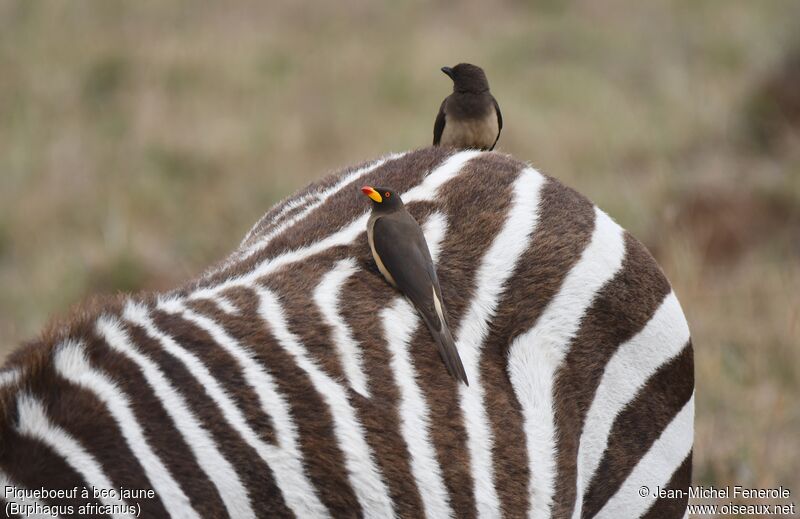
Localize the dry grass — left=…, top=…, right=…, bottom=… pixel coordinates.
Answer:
left=1, top=0, right=798, bottom=499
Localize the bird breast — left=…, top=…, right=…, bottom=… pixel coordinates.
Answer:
left=440, top=110, right=499, bottom=149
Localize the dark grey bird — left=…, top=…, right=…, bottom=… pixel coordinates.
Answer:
left=433, top=63, right=502, bottom=151
left=361, top=185, right=469, bottom=385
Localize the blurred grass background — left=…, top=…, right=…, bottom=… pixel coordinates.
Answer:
left=1, top=0, right=798, bottom=501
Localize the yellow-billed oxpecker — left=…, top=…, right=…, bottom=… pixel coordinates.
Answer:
left=433, top=63, right=502, bottom=151
left=361, top=185, right=469, bottom=385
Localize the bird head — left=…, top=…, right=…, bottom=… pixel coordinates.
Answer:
left=361, top=186, right=404, bottom=212
left=441, top=63, right=490, bottom=93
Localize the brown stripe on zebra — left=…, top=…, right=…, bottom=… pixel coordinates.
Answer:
left=121, top=309, right=291, bottom=519
left=580, top=343, right=694, bottom=518
left=0, top=502, right=19, bottom=519
left=0, top=330, right=172, bottom=517
left=407, top=154, right=525, bottom=518
left=0, top=431, right=106, bottom=515
left=259, top=149, right=442, bottom=256
left=240, top=154, right=401, bottom=249
left=194, top=147, right=453, bottom=291
left=551, top=233, right=674, bottom=518
left=642, top=450, right=692, bottom=519
left=258, top=254, right=353, bottom=385
left=336, top=267, right=430, bottom=516
left=149, top=305, right=279, bottom=447
left=190, top=287, right=362, bottom=517
left=84, top=326, right=231, bottom=517
left=479, top=177, right=597, bottom=517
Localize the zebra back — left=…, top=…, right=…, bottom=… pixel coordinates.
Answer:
left=0, top=147, right=693, bottom=518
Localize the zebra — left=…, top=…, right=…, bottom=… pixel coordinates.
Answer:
left=0, top=147, right=693, bottom=518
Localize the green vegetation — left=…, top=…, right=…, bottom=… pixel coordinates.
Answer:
left=1, top=0, right=798, bottom=496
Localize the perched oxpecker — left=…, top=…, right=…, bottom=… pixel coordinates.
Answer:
left=433, top=63, right=502, bottom=151
left=361, top=185, right=469, bottom=385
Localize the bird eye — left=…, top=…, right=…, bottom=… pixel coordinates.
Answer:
left=385, top=192, right=391, bottom=198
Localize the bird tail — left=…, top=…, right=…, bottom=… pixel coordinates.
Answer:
left=431, top=321, right=469, bottom=386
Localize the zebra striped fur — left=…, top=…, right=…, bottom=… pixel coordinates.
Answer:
left=0, top=147, right=693, bottom=518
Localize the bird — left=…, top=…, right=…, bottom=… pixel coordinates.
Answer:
left=433, top=63, right=502, bottom=151
left=361, top=185, right=469, bottom=385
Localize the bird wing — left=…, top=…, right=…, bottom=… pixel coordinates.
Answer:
left=433, top=99, right=447, bottom=145
left=373, top=215, right=440, bottom=326
left=490, top=95, right=502, bottom=150
left=373, top=214, right=469, bottom=384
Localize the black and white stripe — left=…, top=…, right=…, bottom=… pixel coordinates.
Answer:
left=0, top=148, right=693, bottom=518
